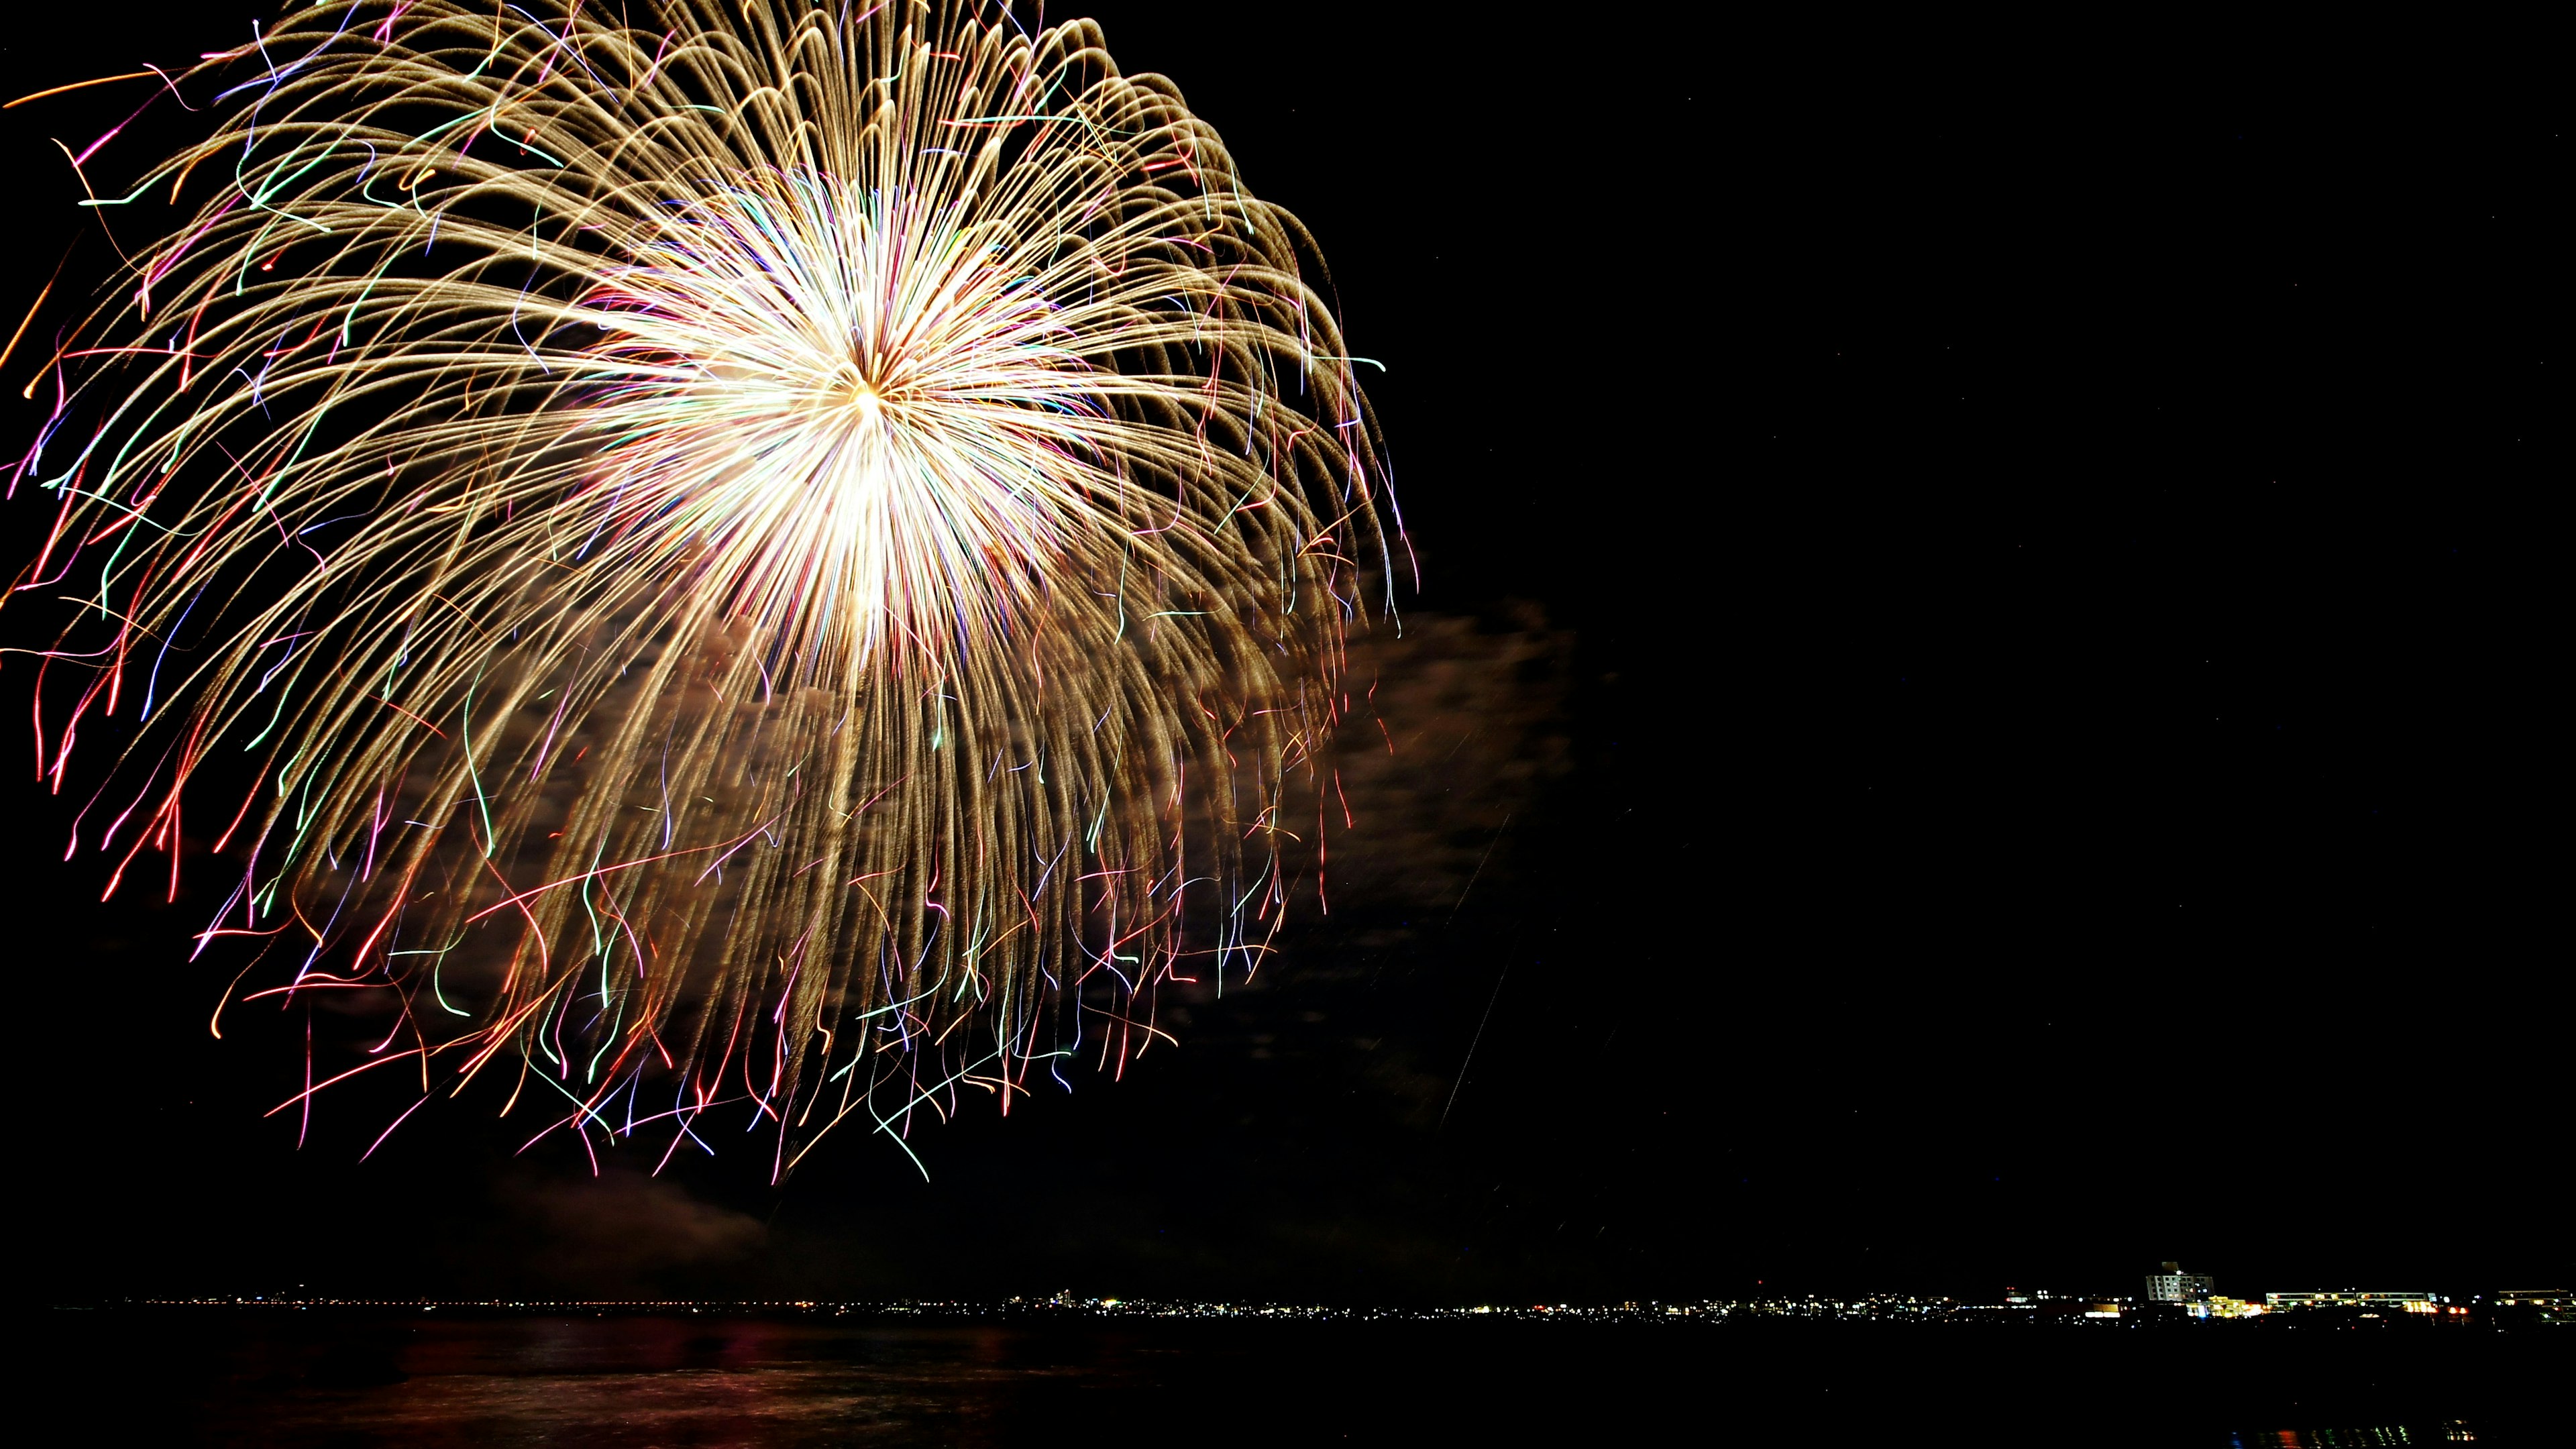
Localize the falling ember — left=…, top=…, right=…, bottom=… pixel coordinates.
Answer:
left=4, top=1, right=1395, bottom=1177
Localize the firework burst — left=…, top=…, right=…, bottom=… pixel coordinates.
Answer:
left=6, top=0, right=1395, bottom=1175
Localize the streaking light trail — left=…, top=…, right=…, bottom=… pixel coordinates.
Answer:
left=5, top=1, right=1396, bottom=1177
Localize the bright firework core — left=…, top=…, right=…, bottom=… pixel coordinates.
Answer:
left=582, top=173, right=1100, bottom=673
left=8, top=1, right=1395, bottom=1176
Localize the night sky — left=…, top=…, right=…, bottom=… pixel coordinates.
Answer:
left=4, top=7, right=2556, bottom=1307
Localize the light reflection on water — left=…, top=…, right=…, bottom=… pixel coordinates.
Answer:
left=187, top=1319, right=1127, bottom=1448
left=207, top=1360, right=1062, bottom=1447
left=38, top=1313, right=2549, bottom=1447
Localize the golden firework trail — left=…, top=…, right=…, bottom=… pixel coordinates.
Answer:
left=5, top=0, right=1395, bottom=1175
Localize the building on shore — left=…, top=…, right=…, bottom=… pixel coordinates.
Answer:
left=2492, top=1289, right=2569, bottom=1324
left=2194, top=1295, right=2265, bottom=1318
left=2265, top=1290, right=2437, bottom=1313
left=2493, top=1289, right=2567, bottom=1308
left=2145, top=1263, right=2214, bottom=1303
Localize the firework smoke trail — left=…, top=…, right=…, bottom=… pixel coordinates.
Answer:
left=4, top=1, right=1395, bottom=1176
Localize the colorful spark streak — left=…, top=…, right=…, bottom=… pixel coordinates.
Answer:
left=5, top=1, right=1395, bottom=1177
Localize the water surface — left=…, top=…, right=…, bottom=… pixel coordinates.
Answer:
left=34, top=1310, right=2565, bottom=1445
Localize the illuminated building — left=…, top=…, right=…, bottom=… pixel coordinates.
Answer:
left=2494, top=1289, right=2569, bottom=1324
left=2263, top=1290, right=2436, bottom=1311
left=2191, top=1296, right=2265, bottom=1319
left=2493, top=1289, right=2567, bottom=1309
left=2144, top=1262, right=2214, bottom=1303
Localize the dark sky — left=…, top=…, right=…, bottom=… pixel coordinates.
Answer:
left=3, top=6, right=2557, bottom=1307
